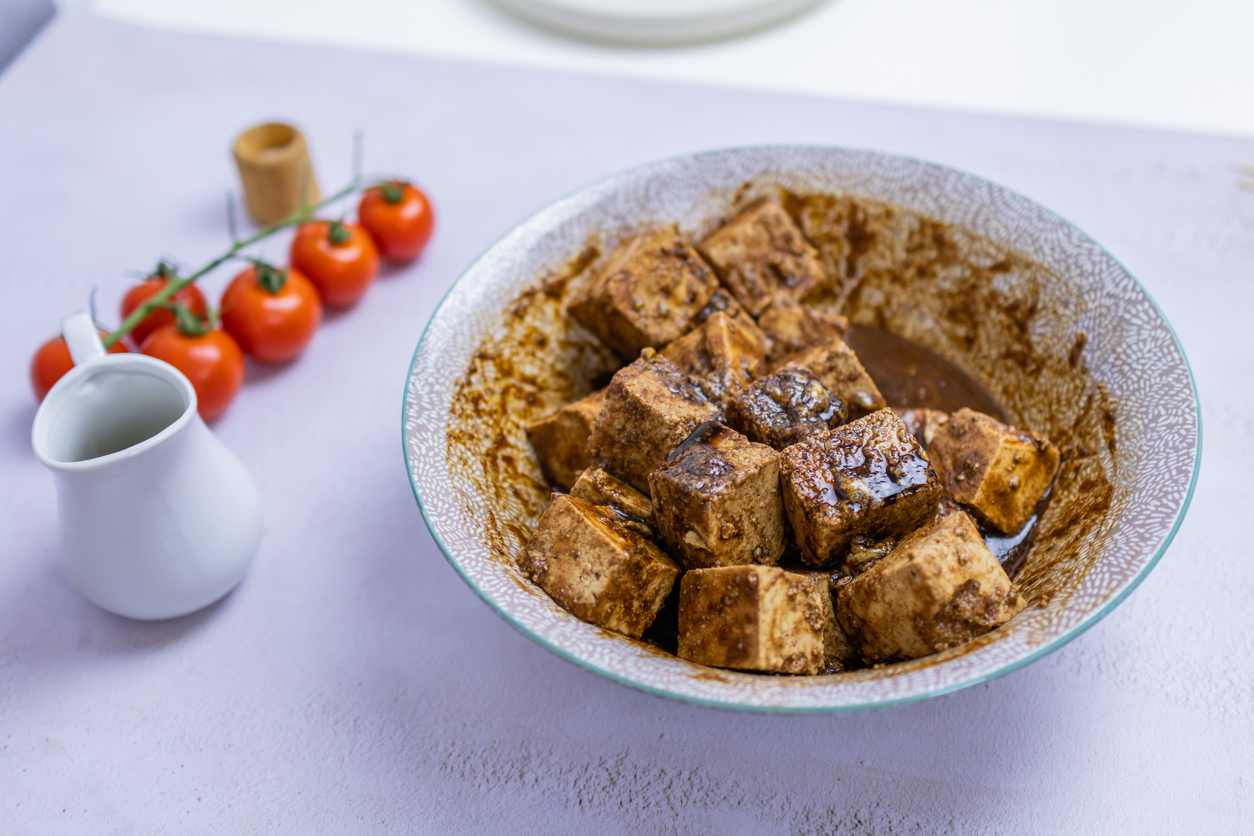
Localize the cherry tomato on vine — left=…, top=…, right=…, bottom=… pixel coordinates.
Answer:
left=358, top=181, right=434, bottom=263
left=142, top=312, right=245, bottom=422
left=220, top=262, right=322, bottom=364
left=30, top=331, right=128, bottom=401
left=120, top=263, right=208, bottom=347
left=289, top=220, right=379, bottom=309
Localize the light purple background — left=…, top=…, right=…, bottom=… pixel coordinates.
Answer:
left=1, top=13, right=1251, bottom=834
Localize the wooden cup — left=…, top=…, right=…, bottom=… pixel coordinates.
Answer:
left=232, top=122, right=320, bottom=225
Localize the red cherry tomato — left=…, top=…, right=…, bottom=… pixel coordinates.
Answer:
left=358, top=182, right=434, bottom=263
left=120, top=269, right=208, bottom=347
left=289, top=221, right=379, bottom=308
left=142, top=324, right=244, bottom=422
left=220, top=263, right=322, bottom=364
left=30, top=331, right=128, bottom=401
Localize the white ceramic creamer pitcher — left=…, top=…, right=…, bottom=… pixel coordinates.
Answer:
left=31, top=312, right=262, bottom=620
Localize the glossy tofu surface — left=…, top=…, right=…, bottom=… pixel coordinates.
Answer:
left=780, top=409, right=942, bottom=566
left=726, top=367, right=847, bottom=451
left=774, top=336, right=886, bottom=420
left=649, top=423, right=784, bottom=569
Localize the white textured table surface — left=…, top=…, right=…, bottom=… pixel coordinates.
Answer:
left=2, top=13, right=1252, bottom=834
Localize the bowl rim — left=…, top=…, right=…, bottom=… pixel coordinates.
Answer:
left=402, top=143, right=1202, bottom=713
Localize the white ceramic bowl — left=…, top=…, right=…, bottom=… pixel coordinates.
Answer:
left=493, top=0, right=826, bottom=45
left=404, top=146, right=1199, bottom=712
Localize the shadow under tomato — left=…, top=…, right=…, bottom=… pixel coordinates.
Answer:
left=243, top=357, right=296, bottom=385
left=377, top=257, right=422, bottom=281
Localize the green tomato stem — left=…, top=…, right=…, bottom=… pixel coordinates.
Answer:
left=102, top=177, right=360, bottom=349
left=380, top=181, right=405, bottom=204
left=327, top=220, right=352, bottom=246
left=254, top=261, right=288, bottom=294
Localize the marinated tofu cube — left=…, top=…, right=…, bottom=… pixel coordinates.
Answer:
left=927, top=408, right=1061, bottom=534
left=697, top=199, right=827, bottom=316
left=518, top=494, right=680, bottom=638
left=756, top=299, right=848, bottom=362
left=570, top=467, right=654, bottom=523
left=677, top=565, right=833, bottom=674
left=693, top=288, right=772, bottom=355
left=893, top=408, right=950, bottom=450
left=836, top=507, right=1025, bottom=663
left=780, top=409, right=942, bottom=566
left=661, top=310, right=766, bottom=405
left=649, top=423, right=785, bottom=569
left=774, top=336, right=886, bottom=419
left=587, top=349, right=721, bottom=493
left=725, top=367, right=848, bottom=451
left=525, top=389, right=605, bottom=489
left=568, top=226, right=720, bottom=359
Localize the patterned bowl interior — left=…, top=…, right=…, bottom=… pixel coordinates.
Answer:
left=404, top=146, right=1199, bottom=711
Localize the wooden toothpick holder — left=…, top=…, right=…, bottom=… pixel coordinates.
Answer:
left=232, top=122, right=320, bottom=225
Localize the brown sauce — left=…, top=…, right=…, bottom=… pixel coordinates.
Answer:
left=640, top=584, right=682, bottom=654
left=844, top=324, right=1008, bottom=421
left=984, top=511, right=1038, bottom=578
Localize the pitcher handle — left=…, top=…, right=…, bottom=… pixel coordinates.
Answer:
left=61, top=311, right=107, bottom=366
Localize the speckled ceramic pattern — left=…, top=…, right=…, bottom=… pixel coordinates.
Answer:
left=403, top=146, right=1199, bottom=711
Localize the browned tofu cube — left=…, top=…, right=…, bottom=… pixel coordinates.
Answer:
left=697, top=199, right=827, bottom=316
left=693, top=288, right=771, bottom=354
left=518, top=494, right=680, bottom=638
left=774, top=336, right=886, bottom=419
left=660, top=311, right=766, bottom=406
left=836, top=507, right=1025, bottom=663
left=725, top=367, right=848, bottom=450
left=569, top=467, right=654, bottom=523
left=587, top=349, right=721, bottom=493
left=927, top=408, right=1061, bottom=534
left=525, top=389, right=605, bottom=489
left=568, top=226, right=720, bottom=359
left=893, top=408, right=949, bottom=450
left=780, top=409, right=942, bottom=566
left=649, top=423, right=784, bottom=569
left=756, top=299, right=848, bottom=362
left=677, top=565, right=834, bottom=674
